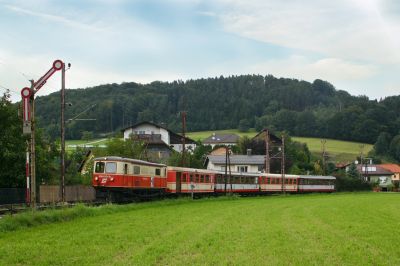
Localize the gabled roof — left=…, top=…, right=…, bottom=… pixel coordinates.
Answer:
left=122, top=121, right=196, bottom=144
left=203, top=133, right=240, bottom=144
left=252, top=129, right=282, bottom=144
left=356, top=165, right=392, bottom=175
left=207, top=155, right=265, bottom=165
left=379, top=164, right=400, bottom=173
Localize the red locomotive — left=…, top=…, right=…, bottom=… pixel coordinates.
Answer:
left=92, top=156, right=335, bottom=201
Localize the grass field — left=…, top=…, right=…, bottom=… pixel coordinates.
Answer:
left=292, top=137, right=373, bottom=162
left=1, top=193, right=399, bottom=265
left=186, top=129, right=258, bottom=141
left=187, top=129, right=372, bottom=162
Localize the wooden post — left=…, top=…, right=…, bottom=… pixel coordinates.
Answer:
left=61, top=63, right=66, bottom=203
left=281, top=134, right=285, bottom=195
left=265, top=129, right=270, bottom=173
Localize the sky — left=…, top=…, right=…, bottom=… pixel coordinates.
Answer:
left=0, top=0, right=400, bottom=102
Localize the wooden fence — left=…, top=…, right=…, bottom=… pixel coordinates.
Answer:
left=39, top=185, right=96, bottom=203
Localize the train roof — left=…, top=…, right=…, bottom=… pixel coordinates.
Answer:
left=167, top=166, right=218, bottom=174
left=94, top=156, right=166, bottom=167
left=298, top=175, right=336, bottom=180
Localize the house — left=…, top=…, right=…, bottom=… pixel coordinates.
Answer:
left=252, top=129, right=282, bottom=144
left=205, top=150, right=265, bottom=173
left=210, top=147, right=233, bottom=156
left=203, top=133, right=240, bottom=148
left=356, top=164, right=393, bottom=190
left=122, top=121, right=196, bottom=153
left=379, top=164, right=400, bottom=183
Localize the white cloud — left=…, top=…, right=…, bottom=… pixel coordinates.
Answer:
left=215, top=0, right=400, bottom=64
left=4, top=4, right=108, bottom=33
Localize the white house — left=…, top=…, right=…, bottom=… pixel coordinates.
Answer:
left=122, top=121, right=196, bottom=152
left=205, top=153, right=265, bottom=173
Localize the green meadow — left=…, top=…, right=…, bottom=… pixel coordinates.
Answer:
left=0, top=193, right=399, bottom=265
left=187, top=129, right=372, bottom=163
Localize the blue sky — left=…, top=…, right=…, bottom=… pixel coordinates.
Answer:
left=0, top=0, right=399, bottom=101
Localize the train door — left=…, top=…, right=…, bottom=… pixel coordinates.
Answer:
left=176, top=172, right=182, bottom=194
left=123, top=163, right=129, bottom=186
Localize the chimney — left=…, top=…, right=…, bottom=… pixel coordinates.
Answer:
left=247, top=149, right=252, bottom=156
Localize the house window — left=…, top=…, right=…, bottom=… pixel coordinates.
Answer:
left=221, top=166, right=226, bottom=171
left=237, top=166, right=248, bottom=173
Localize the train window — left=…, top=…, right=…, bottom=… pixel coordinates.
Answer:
left=105, top=162, right=117, bottom=173
left=237, top=166, right=248, bottom=173
left=133, top=165, right=140, bottom=175
left=155, top=168, right=161, bottom=176
left=205, top=175, right=210, bottom=183
left=190, top=174, right=194, bottom=182
left=124, top=164, right=128, bottom=175
left=95, top=162, right=105, bottom=173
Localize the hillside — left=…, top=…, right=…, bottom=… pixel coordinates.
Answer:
left=187, top=129, right=372, bottom=163
left=34, top=75, right=400, bottom=144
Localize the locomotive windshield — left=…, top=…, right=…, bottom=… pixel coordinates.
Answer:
left=94, top=161, right=117, bottom=174
left=95, top=162, right=105, bottom=173
left=105, top=162, right=117, bottom=173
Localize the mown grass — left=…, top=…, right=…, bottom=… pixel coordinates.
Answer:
left=0, top=193, right=399, bottom=265
left=186, top=128, right=258, bottom=141
left=187, top=129, right=371, bottom=162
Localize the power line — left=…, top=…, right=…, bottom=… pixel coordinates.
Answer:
left=0, top=85, right=19, bottom=96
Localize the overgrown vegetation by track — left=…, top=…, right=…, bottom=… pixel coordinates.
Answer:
left=1, top=193, right=399, bottom=265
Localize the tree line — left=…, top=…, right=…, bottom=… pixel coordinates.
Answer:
left=32, top=75, right=400, bottom=145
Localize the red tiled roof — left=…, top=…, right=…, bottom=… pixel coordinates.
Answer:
left=379, top=164, right=400, bottom=173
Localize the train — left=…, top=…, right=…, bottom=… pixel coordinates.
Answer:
left=92, top=156, right=336, bottom=201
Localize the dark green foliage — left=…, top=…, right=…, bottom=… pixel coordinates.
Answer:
left=168, top=143, right=212, bottom=168
left=389, top=135, right=400, bottom=161
left=93, top=138, right=145, bottom=159
left=334, top=165, right=371, bottom=191
left=0, top=92, right=60, bottom=188
left=238, top=119, right=250, bottom=132
left=373, top=132, right=392, bottom=155
left=33, top=75, right=400, bottom=145
left=0, top=92, right=26, bottom=187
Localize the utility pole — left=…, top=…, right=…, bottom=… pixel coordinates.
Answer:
left=181, top=111, right=186, bottom=167
left=265, top=129, right=270, bottom=173
left=224, top=146, right=228, bottom=195
left=281, top=134, right=285, bottom=195
left=228, top=147, right=232, bottom=195
left=61, top=62, right=66, bottom=203
left=321, top=139, right=327, bottom=175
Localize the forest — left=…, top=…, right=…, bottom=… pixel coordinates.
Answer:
left=33, top=74, right=400, bottom=145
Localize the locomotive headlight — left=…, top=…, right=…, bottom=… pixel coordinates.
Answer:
left=94, top=177, right=98, bottom=181
left=110, top=177, right=114, bottom=181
